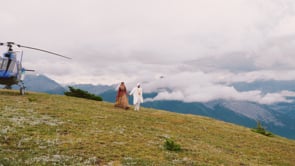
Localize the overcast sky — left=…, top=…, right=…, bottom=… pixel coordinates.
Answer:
left=1, top=0, right=295, bottom=104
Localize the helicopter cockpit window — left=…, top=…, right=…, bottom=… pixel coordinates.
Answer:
left=0, top=57, right=18, bottom=72
left=0, top=57, right=8, bottom=70
left=9, top=61, right=18, bottom=73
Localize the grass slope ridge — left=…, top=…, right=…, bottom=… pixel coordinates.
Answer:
left=0, top=90, right=295, bottom=166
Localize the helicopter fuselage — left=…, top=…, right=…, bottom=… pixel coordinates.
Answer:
left=0, top=75, right=19, bottom=87
left=0, top=54, right=23, bottom=88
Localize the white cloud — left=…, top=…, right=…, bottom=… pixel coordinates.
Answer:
left=141, top=70, right=295, bottom=104
left=1, top=0, right=295, bottom=104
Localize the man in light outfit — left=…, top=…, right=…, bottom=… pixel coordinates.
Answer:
left=129, top=83, right=144, bottom=111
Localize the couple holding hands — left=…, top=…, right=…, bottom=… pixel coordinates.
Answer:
left=115, top=82, right=143, bottom=111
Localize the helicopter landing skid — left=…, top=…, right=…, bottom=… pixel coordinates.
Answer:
left=18, top=81, right=26, bottom=95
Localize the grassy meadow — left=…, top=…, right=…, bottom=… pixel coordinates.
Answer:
left=0, top=89, right=295, bottom=165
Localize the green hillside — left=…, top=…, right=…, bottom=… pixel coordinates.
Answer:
left=1, top=90, right=295, bottom=166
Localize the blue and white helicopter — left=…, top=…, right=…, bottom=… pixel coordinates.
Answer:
left=0, top=42, right=70, bottom=95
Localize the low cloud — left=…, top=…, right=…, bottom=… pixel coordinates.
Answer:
left=141, top=70, right=295, bottom=105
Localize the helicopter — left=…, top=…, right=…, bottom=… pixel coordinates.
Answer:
left=0, top=42, right=71, bottom=95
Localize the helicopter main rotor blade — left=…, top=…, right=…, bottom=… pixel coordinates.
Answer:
left=17, top=44, right=71, bottom=59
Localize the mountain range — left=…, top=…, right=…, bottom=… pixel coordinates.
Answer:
left=15, top=74, right=295, bottom=139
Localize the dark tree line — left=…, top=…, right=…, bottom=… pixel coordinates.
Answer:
left=64, top=86, right=103, bottom=101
